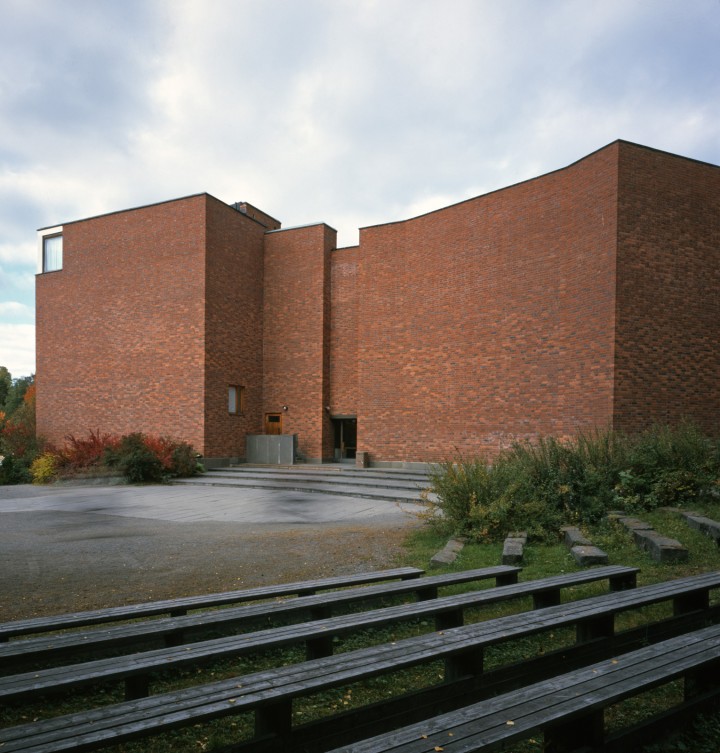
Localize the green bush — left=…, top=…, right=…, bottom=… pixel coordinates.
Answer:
left=170, top=442, right=200, bottom=477
left=425, top=424, right=720, bottom=543
left=104, top=433, right=165, bottom=483
left=0, top=454, right=31, bottom=484
left=615, top=422, right=718, bottom=510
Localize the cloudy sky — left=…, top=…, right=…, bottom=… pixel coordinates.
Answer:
left=1, top=0, right=719, bottom=379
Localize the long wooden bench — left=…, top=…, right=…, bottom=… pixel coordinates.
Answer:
left=327, top=622, right=720, bottom=753
left=0, top=565, right=521, bottom=666
left=0, top=566, right=633, bottom=702
left=0, top=566, right=425, bottom=641
left=4, top=570, right=719, bottom=753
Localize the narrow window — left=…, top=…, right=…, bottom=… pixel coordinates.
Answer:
left=43, top=234, right=63, bottom=272
left=228, top=385, right=245, bottom=414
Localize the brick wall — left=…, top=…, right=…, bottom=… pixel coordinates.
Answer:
left=263, top=224, right=336, bottom=461
left=36, top=195, right=208, bottom=452
left=614, top=143, right=720, bottom=434
left=355, top=145, right=620, bottom=462
left=203, top=197, right=267, bottom=457
left=329, top=246, right=359, bottom=415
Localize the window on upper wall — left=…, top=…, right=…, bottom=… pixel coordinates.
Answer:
left=42, top=234, right=63, bottom=272
left=228, top=385, right=245, bottom=414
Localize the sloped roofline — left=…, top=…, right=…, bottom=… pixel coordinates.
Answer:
left=359, top=139, right=720, bottom=232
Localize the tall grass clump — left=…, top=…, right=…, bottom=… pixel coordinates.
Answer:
left=425, top=424, right=719, bottom=543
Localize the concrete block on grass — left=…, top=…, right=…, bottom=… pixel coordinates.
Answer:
left=633, top=529, right=688, bottom=563
left=571, top=545, right=609, bottom=566
left=502, top=534, right=525, bottom=565
left=561, top=526, right=592, bottom=550
left=430, top=538, right=465, bottom=568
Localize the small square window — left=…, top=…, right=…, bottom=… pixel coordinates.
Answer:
left=228, top=385, right=245, bottom=414
left=43, top=234, right=63, bottom=272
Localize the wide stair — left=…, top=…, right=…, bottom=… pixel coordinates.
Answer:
left=173, top=465, right=432, bottom=503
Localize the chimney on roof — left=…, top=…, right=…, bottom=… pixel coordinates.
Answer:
left=229, top=201, right=281, bottom=230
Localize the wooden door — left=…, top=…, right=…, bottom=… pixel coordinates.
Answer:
left=265, top=413, right=283, bottom=435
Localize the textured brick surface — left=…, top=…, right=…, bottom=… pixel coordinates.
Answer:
left=329, top=246, right=359, bottom=416
left=355, top=144, right=619, bottom=461
left=263, top=224, right=336, bottom=461
left=203, top=197, right=267, bottom=457
left=614, top=143, right=720, bottom=435
left=36, top=195, right=209, bottom=452
left=36, top=141, right=720, bottom=463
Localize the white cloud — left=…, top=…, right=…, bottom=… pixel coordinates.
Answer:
left=0, top=0, right=718, bottom=369
left=0, top=323, right=35, bottom=378
left=0, top=301, right=34, bottom=320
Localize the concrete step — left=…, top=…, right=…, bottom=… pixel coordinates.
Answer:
left=222, top=465, right=430, bottom=482
left=173, top=473, right=432, bottom=503
left=197, top=470, right=427, bottom=491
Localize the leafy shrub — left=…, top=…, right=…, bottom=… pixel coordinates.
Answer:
left=0, top=454, right=31, bottom=484
left=0, top=382, right=41, bottom=484
left=103, top=432, right=198, bottom=483
left=59, top=430, right=120, bottom=471
left=104, top=433, right=165, bottom=483
left=614, top=422, right=718, bottom=510
left=171, top=442, right=201, bottom=477
left=30, top=453, right=59, bottom=484
left=425, top=424, right=720, bottom=543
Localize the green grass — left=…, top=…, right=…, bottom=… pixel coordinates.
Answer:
left=2, top=507, right=720, bottom=751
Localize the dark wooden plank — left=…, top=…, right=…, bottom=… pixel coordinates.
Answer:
left=0, top=567, right=425, bottom=641
left=1, top=566, right=641, bottom=703
left=333, top=624, right=720, bottom=753
left=6, top=622, right=720, bottom=753
left=0, top=565, right=627, bottom=666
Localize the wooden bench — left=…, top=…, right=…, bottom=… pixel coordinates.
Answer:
left=327, top=622, right=720, bottom=753
left=0, top=565, right=520, bottom=667
left=0, top=566, right=425, bottom=641
left=0, top=566, right=632, bottom=702
left=4, top=569, right=719, bottom=753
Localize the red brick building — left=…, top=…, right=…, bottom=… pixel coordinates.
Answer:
left=35, top=141, right=720, bottom=465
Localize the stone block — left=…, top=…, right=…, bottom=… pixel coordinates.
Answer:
left=430, top=537, right=465, bottom=568
left=617, top=517, right=655, bottom=532
left=681, top=513, right=720, bottom=543
left=561, top=526, right=592, bottom=550
left=502, top=538, right=524, bottom=565
left=633, top=530, right=688, bottom=563
left=571, top=545, right=609, bottom=566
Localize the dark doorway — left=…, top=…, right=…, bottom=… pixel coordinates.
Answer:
left=332, top=417, right=357, bottom=461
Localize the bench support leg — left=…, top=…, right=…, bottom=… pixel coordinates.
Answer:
left=416, top=586, right=439, bottom=601
left=685, top=658, right=720, bottom=700
left=445, top=647, right=483, bottom=681
left=307, top=635, right=334, bottom=659
left=496, top=571, right=519, bottom=587
left=544, top=709, right=604, bottom=752
left=610, top=572, right=637, bottom=591
left=255, top=699, right=293, bottom=737
left=674, top=589, right=710, bottom=616
left=533, top=589, right=561, bottom=609
left=125, top=675, right=150, bottom=701
left=436, top=608, right=464, bottom=631
left=577, top=614, right=614, bottom=643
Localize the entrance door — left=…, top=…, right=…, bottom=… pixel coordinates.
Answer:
left=265, top=413, right=283, bottom=435
left=332, top=417, right=357, bottom=461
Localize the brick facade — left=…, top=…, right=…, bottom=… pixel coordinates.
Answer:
left=36, top=141, right=720, bottom=464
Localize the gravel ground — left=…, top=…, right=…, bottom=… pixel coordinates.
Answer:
left=1, top=507, right=421, bottom=621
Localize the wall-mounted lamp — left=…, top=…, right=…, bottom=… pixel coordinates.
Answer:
left=282, top=405, right=288, bottom=411
left=324, top=406, right=331, bottom=413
